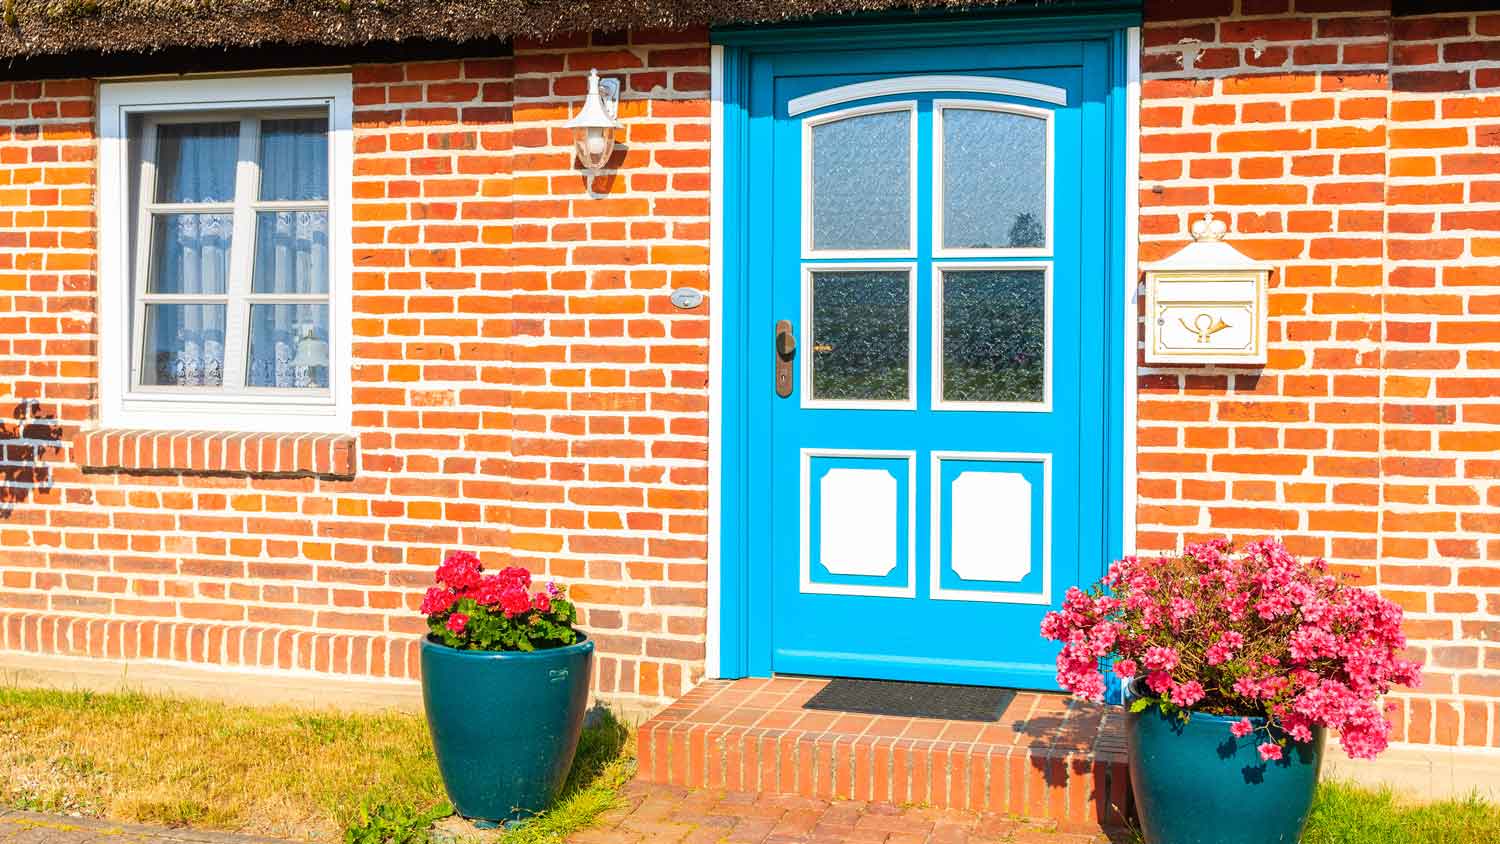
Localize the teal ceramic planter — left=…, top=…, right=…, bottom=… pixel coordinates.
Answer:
left=420, top=634, right=594, bottom=822
left=1125, top=692, right=1325, bottom=844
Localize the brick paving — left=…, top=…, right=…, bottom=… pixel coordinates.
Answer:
left=638, top=678, right=1129, bottom=829
left=571, top=781, right=1126, bottom=844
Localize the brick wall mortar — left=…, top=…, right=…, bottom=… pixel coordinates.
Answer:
left=0, top=35, right=711, bottom=713
left=1140, top=0, right=1500, bottom=748
left=2, top=7, right=1498, bottom=747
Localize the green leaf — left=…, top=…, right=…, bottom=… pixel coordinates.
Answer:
left=1129, top=697, right=1152, bottom=713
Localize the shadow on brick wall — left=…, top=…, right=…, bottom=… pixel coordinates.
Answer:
left=0, top=399, right=62, bottom=517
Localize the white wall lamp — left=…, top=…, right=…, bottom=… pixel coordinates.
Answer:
left=566, top=69, right=622, bottom=172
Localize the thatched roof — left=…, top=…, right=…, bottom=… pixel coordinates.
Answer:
left=0, top=0, right=1060, bottom=60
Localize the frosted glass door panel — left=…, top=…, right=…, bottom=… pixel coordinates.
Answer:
left=809, top=108, right=912, bottom=252
left=940, top=107, right=1047, bottom=251
left=809, top=270, right=911, bottom=402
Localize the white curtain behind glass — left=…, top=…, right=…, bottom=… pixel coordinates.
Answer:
left=249, top=118, right=330, bottom=389
left=146, top=122, right=236, bottom=386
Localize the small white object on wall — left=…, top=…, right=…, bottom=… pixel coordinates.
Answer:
left=1144, top=213, right=1271, bottom=365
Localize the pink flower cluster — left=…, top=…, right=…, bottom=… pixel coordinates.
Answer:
left=422, top=551, right=554, bottom=620
left=419, top=550, right=577, bottom=653
left=1040, top=539, right=1422, bottom=760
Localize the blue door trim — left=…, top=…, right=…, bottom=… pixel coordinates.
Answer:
left=712, top=8, right=1139, bottom=681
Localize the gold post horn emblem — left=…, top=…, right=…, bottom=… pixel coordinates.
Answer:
left=1180, top=312, right=1231, bottom=344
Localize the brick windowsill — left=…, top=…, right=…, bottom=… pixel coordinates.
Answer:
left=73, top=429, right=358, bottom=478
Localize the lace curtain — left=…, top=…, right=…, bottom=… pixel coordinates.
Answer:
left=145, top=121, right=236, bottom=387
left=143, top=118, right=329, bottom=390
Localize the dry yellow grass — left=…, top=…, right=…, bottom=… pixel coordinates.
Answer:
left=0, top=686, right=443, bottom=842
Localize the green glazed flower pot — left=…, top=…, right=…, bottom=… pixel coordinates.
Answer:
left=1125, top=690, right=1325, bottom=844
left=420, top=634, right=594, bottom=822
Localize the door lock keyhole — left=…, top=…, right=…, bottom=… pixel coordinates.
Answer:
left=775, top=320, right=796, bottom=398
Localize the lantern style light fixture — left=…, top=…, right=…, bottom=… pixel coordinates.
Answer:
left=566, top=69, right=622, bottom=171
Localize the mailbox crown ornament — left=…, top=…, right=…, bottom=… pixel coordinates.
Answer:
left=1144, top=212, right=1271, bottom=365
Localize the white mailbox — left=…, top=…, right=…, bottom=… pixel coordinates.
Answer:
left=1144, top=214, right=1271, bottom=365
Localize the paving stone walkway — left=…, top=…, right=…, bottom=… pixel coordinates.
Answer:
left=0, top=812, right=286, bottom=844
left=2, top=783, right=1125, bottom=844
left=572, top=781, right=1125, bottom=844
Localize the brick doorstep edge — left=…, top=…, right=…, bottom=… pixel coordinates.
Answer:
left=0, top=809, right=293, bottom=844
left=71, top=429, right=358, bottom=478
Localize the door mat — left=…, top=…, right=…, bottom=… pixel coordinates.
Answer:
left=802, top=678, right=1017, bottom=722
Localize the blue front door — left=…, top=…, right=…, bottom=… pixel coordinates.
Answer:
left=747, top=39, right=1115, bottom=689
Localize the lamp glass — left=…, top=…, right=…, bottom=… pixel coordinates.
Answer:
left=575, top=126, right=614, bottom=170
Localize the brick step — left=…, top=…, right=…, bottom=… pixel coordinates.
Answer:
left=635, top=677, right=1132, bottom=832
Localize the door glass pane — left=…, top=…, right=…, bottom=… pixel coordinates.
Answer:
left=941, top=269, right=1046, bottom=403
left=810, top=270, right=909, bottom=401
left=941, top=108, right=1047, bottom=251
left=155, top=121, right=239, bottom=204
left=140, top=303, right=226, bottom=387
left=148, top=213, right=233, bottom=295
left=810, top=109, right=911, bottom=252
left=248, top=303, right=330, bottom=389
left=259, top=117, right=329, bottom=201
left=253, top=211, right=329, bottom=294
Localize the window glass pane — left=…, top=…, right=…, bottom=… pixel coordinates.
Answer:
left=248, top=304, right=330, bottom=389
left=810, top=270, right=909, bottom=401
left=253, top=211, right=329, bottom=294
left=155, top=122, right=239, bottom=203
left=811, top=109, right=910, bottom=252
left=941, top=269, right=1046, bottom=403
left=140, top=304, right=226, bottom=387
left=941, top=108, right=1047, bottom=250
left=259, top=117, right=329, bottom=201
left=149, top=213, right=233, bottom=295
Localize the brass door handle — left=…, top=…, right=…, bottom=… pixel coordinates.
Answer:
left=775, top=320, right=795, bottom=398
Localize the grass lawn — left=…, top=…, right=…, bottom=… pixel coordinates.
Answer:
left=1301, top=781, right=1500, bottom=844
left=0, top=686, right=632, bottom=844
left=5, top=686, right=1500, bottom=843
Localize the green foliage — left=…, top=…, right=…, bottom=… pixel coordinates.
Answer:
left=427, top=595, right=578, bottom=652
left=1302, top=781, right=1500, bottom=844
left=342, top=799, right=451, bottom=844
left=1126, top=689, right=1188, bottom=723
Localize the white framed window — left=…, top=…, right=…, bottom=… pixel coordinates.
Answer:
left=99, top=74, right=353, bottom=432
left=800, top=101, right=918, bottom=259
left=799, top=263, right=918, bottom=411
left=932, top=99, right=1053, bottom=258
left=930, top=262, right=1053, bottom=413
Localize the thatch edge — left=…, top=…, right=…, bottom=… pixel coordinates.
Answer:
left=0, top=0, right=1038, bottom=60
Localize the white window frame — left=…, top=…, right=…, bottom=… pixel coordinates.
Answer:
left=932, top=99, right=1054, bottom=259
left=99, top=74, right=353, bottom=433
left=799, top=262, right=918, bottom=411
left=800, top=101, right=919, bottom=260
left=930, top=262, right=1053, bottom=413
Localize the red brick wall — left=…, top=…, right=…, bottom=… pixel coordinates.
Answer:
left=1385, top=9, right=1500, bottom=746
left=1139, top=1, right=1500, bottom=747
left=503, top=31, right=713, bottom=703
left=0, top=32, right=712, bottom=713
left=1, top=5, right=1497, bottom=749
